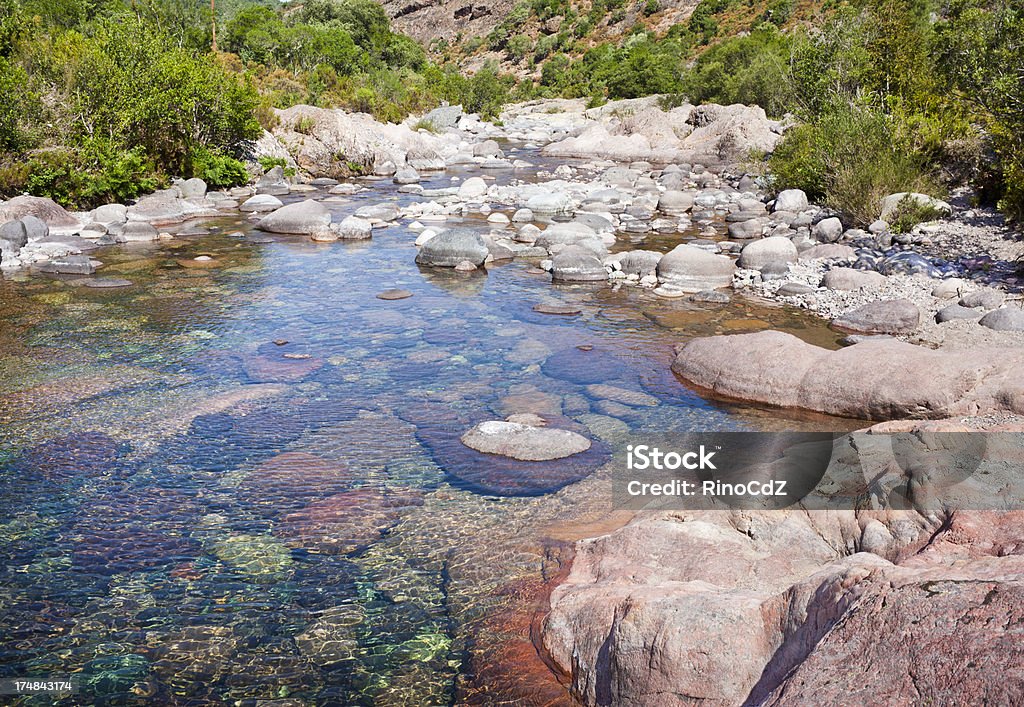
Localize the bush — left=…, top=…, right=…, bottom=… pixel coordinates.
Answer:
left=888, top=194, right=947, bottom=233
left=770, top=105, right=940, bottom=225
left=935, top=0, right=1024, bottom=221
left=681, top=26, right=797, bottom=117
left=190, top=147, right=249, bottom=188
left=21, top=140, right=162, bottom=210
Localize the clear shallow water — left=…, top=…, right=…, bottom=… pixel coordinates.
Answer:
left=0, top=153, right=859, bottom=705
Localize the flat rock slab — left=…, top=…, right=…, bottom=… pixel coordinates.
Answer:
left=672, top=329, right=1024, bottom=420
left=461, top=420, right=591, bottom=461
left=376, top=289, right=413, bottom=300
left=81, top=278, right=133, bottom=288
left=533, top=303, right=583, bottom=315
left=831, top=299, right=920, bottom=334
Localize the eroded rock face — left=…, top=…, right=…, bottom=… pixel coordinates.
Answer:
left=543, top=507, right=1024, bottom=706
left=543, top=102, right=784, bottom=164
left=671, top=330, right=1024, bottom=419
left=271, top=104, right=447, bottom=178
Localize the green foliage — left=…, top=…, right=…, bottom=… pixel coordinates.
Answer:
left=888, top=194, right=947, bottom=233
left=762, top=0, right=794, bottom=26
left=506, top=34, right=533, bottom=62
left=20, top=139, right=162, bottom=210
left=681, top=25, right=797, bottom=117
left=770, top=105, right=940, bottom=225
left=642, top=0, right=660, bottom=16
left=935, top=0, right=1024, bottom=220
left=0, top=56, right=37, bottom=151
left=190, top=147, right=249, bottom=189
left=689, top=0, right=734, bottom=44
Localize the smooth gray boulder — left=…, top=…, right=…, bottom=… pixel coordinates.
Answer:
left=0, top=220, right=29, bottom=249
left=92, top=203, right=128, bottom=224
left=393, top=167, right=420, bottom=184
left=354, top=203, right=399, bottom=222
left=415, top=228, right=489, bottom=267
left=535, top=222, right=600, bottom=251
left=960, top=289, right=1005, bottom=310
left=727, top=219, right=766, bottom=240
left=738, top=236, right=797, bottom=271
left=607, top=250, right=662, bottom=277
left=550, top=245, right=607, bottom=282
left=774, top=189, right=808, bottom=213
left=979, top=308, right=1024, bottom=332
left=821, top=267, right=887, bottom=291
left=460, top=420, right=590, bottom=461
left=258, top=200, right=331, bottom=235
left=776, top=281, right=815, bottom=296
left=473, top=140, right=502, bottom=158
left=813, top=217, right=844, bottom=243
left=657, top=190, right=694, bottom=215
left=0, top=195, right=79, bottom=228
left=832, top=299, right=921, bottom=334
left=240, top=194, right=283, bottom=213
left=526, top=192, right=573, bottom=215
left=117, top=221, right=159, bottom=242
left=334, top=215, right=372, bottom=240
left=935, top=304, right=983, bottom=323
left=657, top=244, right=736, bottom=292
left=179, top=177, right=207, bottom=200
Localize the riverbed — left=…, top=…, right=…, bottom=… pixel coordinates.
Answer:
left=0, top=149, right=860, bottom=704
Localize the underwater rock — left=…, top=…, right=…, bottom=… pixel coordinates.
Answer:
left=235, top=452, right=355, bottom=518
left=211, top=533, right=293, bottom=583
left=276, top=486, right=424, bottom=555
left=460, top=420, right=592, bottom=461
left=401, top=403, right=610, bottom=495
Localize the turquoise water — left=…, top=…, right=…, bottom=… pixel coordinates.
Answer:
left=0, top=154, right=854, bottom=705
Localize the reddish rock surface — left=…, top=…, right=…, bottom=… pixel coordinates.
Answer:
left=275, top=487, right=423, bottom=554
left=672, top=330, right=1024, bottom=420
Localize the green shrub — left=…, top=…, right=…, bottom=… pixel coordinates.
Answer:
left=888, top=194, right=947, bottom=233
left=681, top=26, right=797, bottom=117
left=769, top=105, right=940, bottom=225
left=23, top=140, right=162, bottom=210
left=190, top=147, right=249, bottom=188
left=506, top=35, right=532, bottom=62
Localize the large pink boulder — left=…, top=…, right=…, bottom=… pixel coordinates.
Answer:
left=671, top=330, right=1024, bottom=420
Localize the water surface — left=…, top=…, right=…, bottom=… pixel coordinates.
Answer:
left=0, top=151, right=859, bottom=704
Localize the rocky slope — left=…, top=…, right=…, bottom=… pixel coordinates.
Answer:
left=381, top=0, right=704, bottom=47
